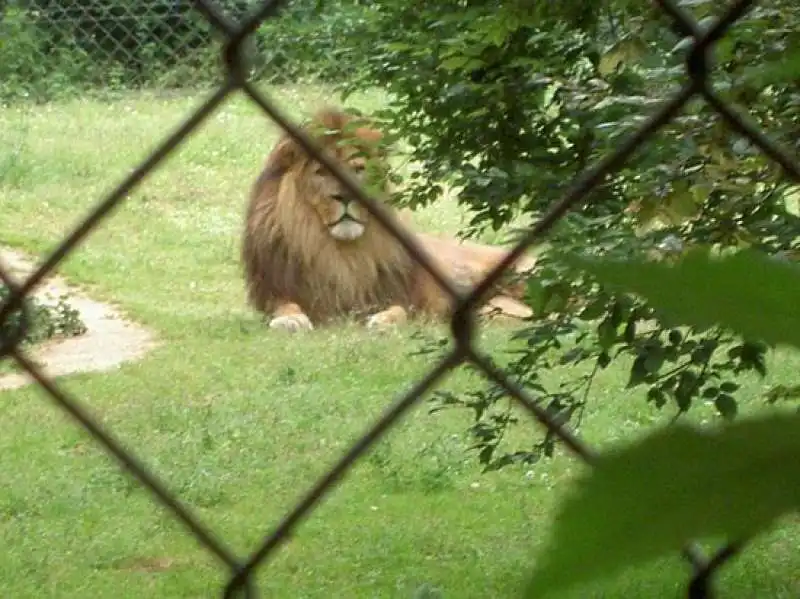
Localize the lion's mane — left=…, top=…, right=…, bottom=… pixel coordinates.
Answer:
left=241, top=109, right=420, bottom=324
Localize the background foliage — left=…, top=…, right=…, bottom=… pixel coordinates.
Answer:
left=0, top=284, right=86, bottom=371
left=0, top=0, right=373, bottom=102
left=339, top=0, right=800, bottom=470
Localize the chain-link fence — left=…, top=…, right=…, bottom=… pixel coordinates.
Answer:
left=0, top=0, right=355, bottom=100
left=1, top=0, right=799, bottom=596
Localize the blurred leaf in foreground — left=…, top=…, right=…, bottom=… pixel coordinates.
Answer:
left=524, top=411, right=800, bottom=597
left=567, top=248, right=800, bottom=350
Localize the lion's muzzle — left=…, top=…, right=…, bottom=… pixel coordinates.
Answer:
left=327, top=195, right=366, bottom=241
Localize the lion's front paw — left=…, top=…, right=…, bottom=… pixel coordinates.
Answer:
left=478, top=296, right=533, bottom=321
left=269, top=313, right=314, bottom=333
left=366, top=306, right=408, bottom=330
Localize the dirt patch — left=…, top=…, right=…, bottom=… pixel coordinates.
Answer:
left=0, top=248, right=158, bottom=392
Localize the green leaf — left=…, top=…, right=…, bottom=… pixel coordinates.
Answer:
left=674, top=369, right=698, bottom=411
left=668, top=329, right=683, bottom=346
left=643, top=343, right=665, bottom=374
left=647, top=386, right=667, bottom=408
left=738, top=341, right=768, bottom=377
left=543, top=282, right=572, bottom=314
left=525, top=279, right=549, bottom=315
left=609, top=300, right=627, bottom=328
left=690, top=339, right=717, bottom=365
left=383, top=42, right=413, bottom=52
left=623, top=317, right=637, bottom=343
left=439, top=55, right=484, bottom=71
left=627, top=355, right=648, bottom=388
left=523, top=411, right=800, bottom=597
left=597, top=317, right=617, bottom=350
left=578, top=295, right=608, bottom=321
left=567, top=248, right=800, bottom=350
left=662, top=186, right=701, bottom=223
left=598, top=37, right=648, bottom=76
left=740, top=46, right=800, bottom=89
left=714, top=394, right=738, bottom=420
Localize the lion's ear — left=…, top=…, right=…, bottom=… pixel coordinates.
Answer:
left=267, top=135, right=303, bottom=173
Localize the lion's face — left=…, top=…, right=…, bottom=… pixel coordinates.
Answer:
left=305, top=148, right=374, bottom=242
left=269, top=111, right=391, bottom=244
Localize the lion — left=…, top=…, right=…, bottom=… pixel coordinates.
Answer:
left=241, top=108, right=536, bottom=332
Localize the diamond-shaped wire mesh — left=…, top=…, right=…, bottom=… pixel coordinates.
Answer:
left=1, top=0, right=798, bottom=596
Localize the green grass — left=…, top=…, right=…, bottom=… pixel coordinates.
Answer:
left=1, top=84, right=798, bottom=598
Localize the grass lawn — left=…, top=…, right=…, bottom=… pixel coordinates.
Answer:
left=1, top=84, right=798, bottom=598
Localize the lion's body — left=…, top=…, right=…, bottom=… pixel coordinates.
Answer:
left=241, top=108, right=534, bottom=331
left=243, top=164, right=416, bottom=323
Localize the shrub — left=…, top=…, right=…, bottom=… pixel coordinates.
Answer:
left=250, top=0, right=376, bottom=84
left=342, top=0, right=800, bottom=470
left=0, top=284, right=87, bottom=371
left=0, top=0, right=375, bottom=102
left=0, top=4, right=95, bottom=102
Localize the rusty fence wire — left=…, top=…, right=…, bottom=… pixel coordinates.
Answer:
left=2, top=0, right=226, bottom=94
left=0, top=0, right=340, bottom=99
left=1, top=0, right=799, bottom=596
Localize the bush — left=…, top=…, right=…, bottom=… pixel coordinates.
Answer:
left=0, top=0, right=374, bottom=102
left=341, top=0, right=800, bottom=470
left=0, top=284, right=87, bottom=371
left=251, top=0, right=376, bottom=84
left=0, top=5, right=95, bottom=102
